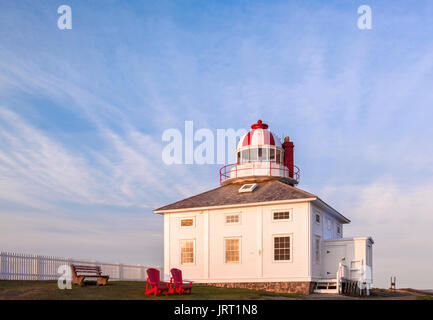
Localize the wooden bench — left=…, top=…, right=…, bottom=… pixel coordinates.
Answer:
left=70, top=264, right=109, bottom=286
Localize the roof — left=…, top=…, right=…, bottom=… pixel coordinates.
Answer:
left=155, top=179, right=315, bottom=212
left=236, top=120, right=280, bottom=149
left=154, top=179, right=350, bottom=223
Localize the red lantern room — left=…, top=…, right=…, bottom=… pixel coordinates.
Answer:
left=220, top=120, right=300, bottom=185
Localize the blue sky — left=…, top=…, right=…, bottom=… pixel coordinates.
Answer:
left=1, top=0, right=433, bottom=288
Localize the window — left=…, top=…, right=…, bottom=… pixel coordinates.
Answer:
left=336, top=224, right=342, bottom=235
left=180, top=240, right=194, bottom=264
left=225, top=214, right=240, bottom=224
left=315, top=213, right=321, bottom=224
left=249, top=148, right=258, bottom=161
left=258, top=147, right=269, bottom=161
left=270, top=148, right=275, bottom=161
left=276, top=150, right=281, bottom=164
left=327, top=219, right=332, bottom=230
left=239, top=183, right=257, bottom=193
left=240, top=149, right=249, bottom=163
left=180, top=218, right=194, bottom=227
left=273, top=235, right=291, bottom=261
left=225, top=238, right=240, bottom=263
left=273, top=211, right=290, bottom=220
left=315, top=236, right=321, bottom=264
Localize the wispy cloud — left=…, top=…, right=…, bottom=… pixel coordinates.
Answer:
left=1, top=0, right=433, bottom=287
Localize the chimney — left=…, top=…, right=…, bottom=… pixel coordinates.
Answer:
left=282, top=136, right=294, bottom=178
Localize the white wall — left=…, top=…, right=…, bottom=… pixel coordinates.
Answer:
left=166, top=211, right=205, bottom=280
left=322, top=238, right=374, bottom=282
left=309, top=203, right=346, bottom=280
left=164, top=201, right=313, bottom=282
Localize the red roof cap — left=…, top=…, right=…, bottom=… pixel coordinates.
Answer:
left=251, top=120, right=268, bottom=129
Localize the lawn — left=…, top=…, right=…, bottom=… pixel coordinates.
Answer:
left=0, top=280, right=300, bottom=300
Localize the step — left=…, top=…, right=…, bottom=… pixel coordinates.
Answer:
left=314, top=279, right=338, bottom=294
left=316, top=284, right=337, bottom=289
left=314, top=288, right=338, bottom=294
left=316, top=278, right=337, bottom=282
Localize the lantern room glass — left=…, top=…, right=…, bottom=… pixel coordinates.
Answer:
left=238, top=147, right=284, bottom=163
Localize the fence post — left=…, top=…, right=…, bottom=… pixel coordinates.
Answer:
left=119, top=263, right=124, bottom=281
left=36, top=255, right=43, bottom=280
left=0, top=252, right=4, bottom=280
left=141, top=266, right=146, bottom=281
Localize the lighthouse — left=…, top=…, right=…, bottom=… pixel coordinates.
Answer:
left=220, top=120, right=299, bottom=185
left=155, top=120, right=374, bottom=295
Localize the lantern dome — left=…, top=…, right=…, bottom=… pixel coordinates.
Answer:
left=237, top=120, right=281, bottom=150
left=220, top=120, right=300, bottom=186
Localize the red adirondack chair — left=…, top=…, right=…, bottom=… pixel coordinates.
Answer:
left=145, top=268, right=170, bottom=296
left=168, top=268, right=192, bottom=295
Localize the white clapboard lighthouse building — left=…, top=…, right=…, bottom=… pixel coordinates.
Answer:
left=155, top=120, right=373, bottom=294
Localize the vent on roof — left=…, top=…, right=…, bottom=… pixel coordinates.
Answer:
left=239, top=183, right=257, bottom=193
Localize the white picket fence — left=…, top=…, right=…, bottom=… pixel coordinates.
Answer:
left=0, top=251, right=162, bottom=281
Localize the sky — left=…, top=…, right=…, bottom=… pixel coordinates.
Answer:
left=0, top=0, right=432, bottom=289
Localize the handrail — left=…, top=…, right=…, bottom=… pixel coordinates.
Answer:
left=219, top=162, right=300, bottom=184
left=337, top=261, right=349, bottom=294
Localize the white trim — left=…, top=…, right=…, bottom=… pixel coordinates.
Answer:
left=163, top=214, right=170, bottom=279
left=191, top=276, right=315, bottom=283
left=323, top=236, right=374, bottom=244
left=224, top=236, right=242, bottom=264
left=203, top=210, right=209, bottom=278
left=272, top=233, right=293, bottom=263
left=154, top=198, right=317, bottom=214
left=307, top=202, right=311, bottom=277
left=179, top=239, right=196, bottom=265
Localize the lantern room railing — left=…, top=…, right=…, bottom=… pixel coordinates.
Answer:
left=219, top=162, right=300, bottom=184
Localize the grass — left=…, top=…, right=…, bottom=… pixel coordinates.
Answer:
left=416, top=295, right=433, bottom=300
left=0, top=281, right=300, bottom=300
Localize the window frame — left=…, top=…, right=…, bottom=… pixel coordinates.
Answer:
left=180, top=216, right=195, bottom=228
left=249, top=148, right=258, bottom=162
left=240, top=149, right=249, bottom=163
left=224, top=237, right=241, bottom=264
left=272, top=209, right=293, bottom=222
left=179, top=239, right=195, bottom=265
left=272, top=234, right=293, bottom=263
left=314, top=212, right=321, bottom=225
left=224, top=213, right=241, bottom=225
left=269, top=147, right=276, bottom=162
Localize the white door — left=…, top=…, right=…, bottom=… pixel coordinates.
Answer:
left=323, top=245, right=346, bottom=279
